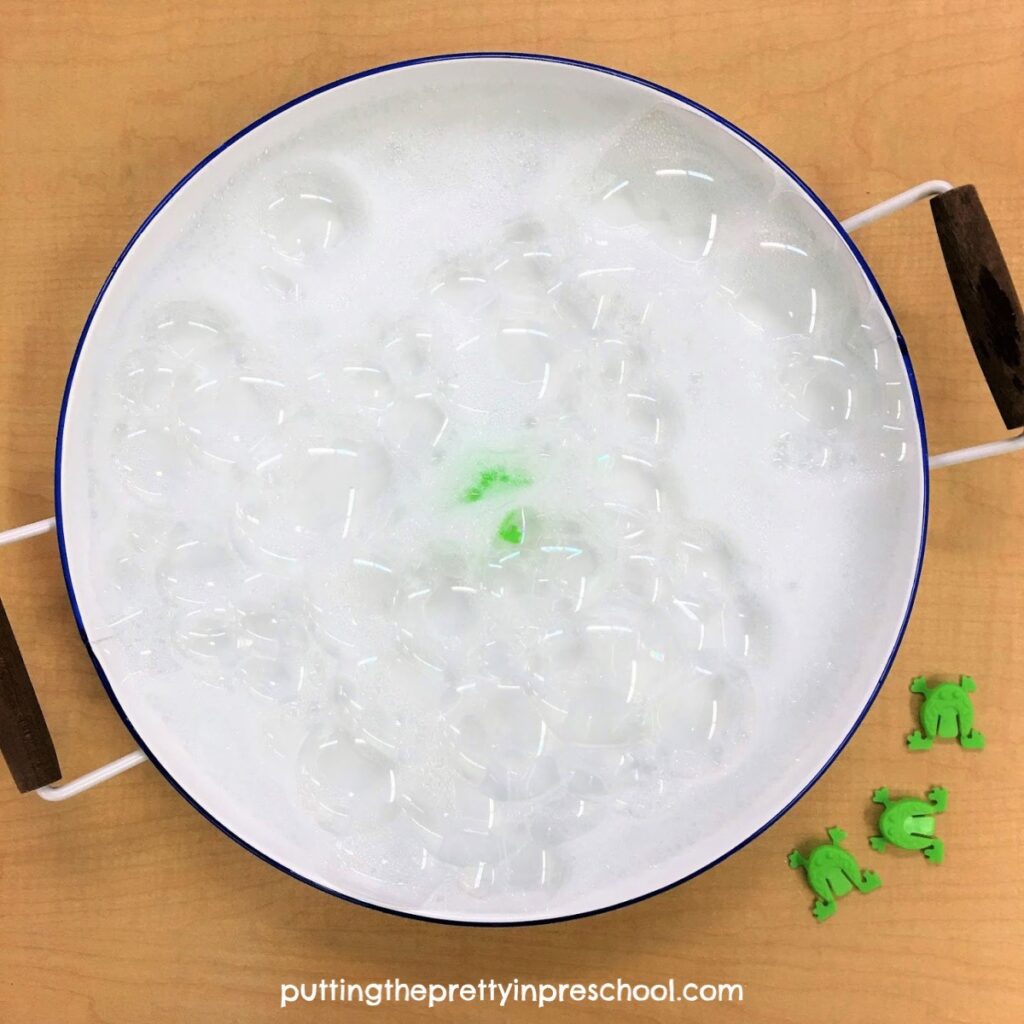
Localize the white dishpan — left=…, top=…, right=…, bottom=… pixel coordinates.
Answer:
left=2, top=54, right=1022, bottom=926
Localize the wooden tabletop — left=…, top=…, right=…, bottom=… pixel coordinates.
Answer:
left=2, top=2, right=1022, bottom=1021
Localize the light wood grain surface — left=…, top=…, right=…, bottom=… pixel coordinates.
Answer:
left=2, top=1, right=1022, bottom=1021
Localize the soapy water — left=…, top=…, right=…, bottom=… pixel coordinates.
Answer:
left=74, top=62, right=921, bottom=917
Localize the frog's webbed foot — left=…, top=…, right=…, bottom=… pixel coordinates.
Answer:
left=868, top=836, right=887, bottom=853
left=787, top=850, right=807, bottom=870
left=923, top=839, right=944, bottom=865
left=871, top=787, right=890, bottom=806
left=910, top=676, right=930, bottom=695
left=959, top=675, right=976, bottom=693
left=927, top=786, right=949, bottom=813
left=960, top=730, right=985, bottom=750
left=907, top=732, right=933, bottom=751
left=856, top=868, right=882, bottom=893
left=827, top=826, right=846, bottom=845
left=812, top=898, right=836, bottom=922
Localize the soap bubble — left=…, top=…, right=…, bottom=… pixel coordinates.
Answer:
left=306, top=357, right=395, bottom=414
left=306, top=549, right=400, bottom=656
left=233, top=430, right=392, bottom=568
left=143, top=303, right=238, bottom=367
left=428, top=260, right=495, bottom=316
left=650, top=665, right=755, bottom=777
left=530, top=790, right=603, bottom=844
left=488, top=221, right=562, bottom=301
left=260, top=170, right=362, bottom=263
left=446, top=686, right=560, bottom=800
left=235, top=607, right=319, bottom=703
left=112, top=423, right=195, bottom=504
left=394, top=558, right=491, bottom=671
left=156, top=533, right=242, bottom=608
left=177, top=370, right=289, bottom=469
left=527, top=602, right=679, bottom=746
left=342, top=653, right=452, bottom=763
left=403, top=777, right=520, bottom=867
left=506, top=843, right=566, bottom=895
left=298, top=726, right=399, bottom=833
left=335, top=828, right=437, bottom=899
left=170, top=605, right=240, bottom=685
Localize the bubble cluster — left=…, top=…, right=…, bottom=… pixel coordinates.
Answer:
left=78, top=68, right=920, bottom=919
left=97, top=206, right=773, bottom=907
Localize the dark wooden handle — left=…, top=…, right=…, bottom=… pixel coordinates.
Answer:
left=0, top=593, right=61, bottom=792
left=931, top=185, right=1024, bottom=429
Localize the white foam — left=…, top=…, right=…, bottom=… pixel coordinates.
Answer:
left=67, top=59, right=922, bottom=919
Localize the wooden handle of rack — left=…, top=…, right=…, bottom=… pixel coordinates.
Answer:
left=931, top=185, right=1024, bottom=429
left=0, top=593, right=61, bottom=792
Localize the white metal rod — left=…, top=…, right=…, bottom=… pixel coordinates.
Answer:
left=0, top=517, right=56, bottom=547
left=930, top=429, right=1024, bottom=469
left=841, top=179, right=953, bottom=233
left=35, top=750, right=148, bottom=801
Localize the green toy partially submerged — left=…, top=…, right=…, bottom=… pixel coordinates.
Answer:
left=788, top=827, right=882, bottom=922
left=460, top=464, right=532, bottom=545
left=907, top=675, right=984, bottom=751
left=461, top=465, right=532, bottom=504
left=870, top=786, right=948, bottom=864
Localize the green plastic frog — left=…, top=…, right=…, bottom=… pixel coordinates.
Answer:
left=788, top=826, right=882, bottom=922
left=869, top=786, right=948, bottom=864
left=907, top=675, right=984, bottom=751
